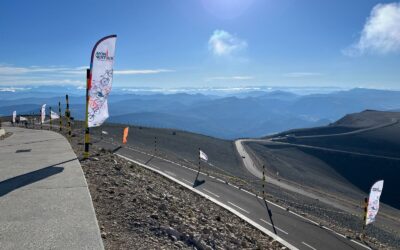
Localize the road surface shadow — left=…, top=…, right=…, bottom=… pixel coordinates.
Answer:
left=0, top=158, right=76, bottom=197
left=193, top=170, right=205, bottom=188
left=145, top=155, right=155, bottom=165
left=261, top=199, right=278, bottom=234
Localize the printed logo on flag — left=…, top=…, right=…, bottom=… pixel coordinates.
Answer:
left=96, top=50, right=114, bottom=61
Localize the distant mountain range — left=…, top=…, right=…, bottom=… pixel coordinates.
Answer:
left=2, top=86, right=400, bottom=139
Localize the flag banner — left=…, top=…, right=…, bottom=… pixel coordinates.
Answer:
left=50, top=110, right=60, bottom=120
left=200, top=149, right=208, bottom=162
left=41, top=104, right=46, bottom=123
left=12, top=111, right=16, bottom=123
left=366, top=180, right=384, bottom=225
left=19, top=116, right=27, bottom=121
left=88, top=35, right=117, bottom=127
left=122, top=127, right=129, bottom=144
left=101, top=130, right=109, bottom=135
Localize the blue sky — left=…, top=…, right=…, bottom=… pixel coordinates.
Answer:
left=0, top=0, right=399, bottom=89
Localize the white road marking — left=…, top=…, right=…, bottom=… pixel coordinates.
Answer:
left=229, top=183, right=239, bottom=189
left=216, top=178, right=226, bottom=183
left=302, top=242, right=317, bottom=250
left=181, top=178, right=192, bottom=185
left=202, top=188, right=220, bottom=198
left=289, top=211, right=320, bottom=226
left=322, top=226, right=346, bottom=238
left=241, top=188, right=257, bottom=197
left=259, top=219, right=289, bottom=235
left=148, top=164, right=159, bottom=170
left=350, top=240, right=372, bottom=250
left=228, top=201, right=250, bottom=214
left=164, top=170, right=176, bottom=177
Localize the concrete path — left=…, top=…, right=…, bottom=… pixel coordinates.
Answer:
left=0, top=127, right=103, bottom=250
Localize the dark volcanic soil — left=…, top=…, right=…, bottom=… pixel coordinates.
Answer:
left=70, top=136, right=283, bottom=249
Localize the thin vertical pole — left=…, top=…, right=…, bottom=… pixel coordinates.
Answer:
left=198, top=148, right=201, bottom=172
left=262, top=165, right=266, bottom=200
left=154, top=136, right=157, bottom=155
left=361, top=197, right=368, bottom=238
left=49, top=107, right=52, bottom=130
left=40, top=109, right=42, bottom=130
left=59, top=101, right=62, bottom=132
left=65, top=94, right=71, bottom=140
left=84, top=68, right=90, bottom=159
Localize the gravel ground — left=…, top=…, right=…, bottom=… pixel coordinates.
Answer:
left=20, top=121, right=399, bottom=249
left=67, top=136, right=284, bottom=249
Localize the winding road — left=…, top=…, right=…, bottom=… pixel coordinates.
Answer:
left=93, top=136, right=370, bottom=250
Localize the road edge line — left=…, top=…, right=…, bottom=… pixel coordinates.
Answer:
left=115, top=153, right=299, bottom=250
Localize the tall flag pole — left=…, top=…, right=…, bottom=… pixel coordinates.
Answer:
left=49, top=106, right=52, bottom=130
left=84, top=34, right=117, bottom=159
left=84, top=69, right=91, bottom=158
left=58, top=101, right=62, bottom=132
left=65, top=95, right=72, bottom=139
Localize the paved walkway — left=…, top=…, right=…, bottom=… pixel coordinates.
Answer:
left=0, top=127, right=104, bottom=250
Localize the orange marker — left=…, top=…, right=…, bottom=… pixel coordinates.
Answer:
left=122, top=127, right=129, bottom=144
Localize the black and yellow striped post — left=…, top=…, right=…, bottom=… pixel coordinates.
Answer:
left=83, top=68, right=91, bottom=159
left=49, top=106, right=52, bottom=130
left=361, top=197, right=368, bottom=238
left=65, top=94, right=72, bottom=139
left=40, top=108, right=42, bottom=130
left=154, top=136, right=157, bottom=155
left=198, top=147, right=201, bottom=172
left=262, top=165, right=266, bottom=199
left=58, top=101, right=62, bottom=132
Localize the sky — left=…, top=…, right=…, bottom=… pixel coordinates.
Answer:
left=0, top=0, right=399, bottom=89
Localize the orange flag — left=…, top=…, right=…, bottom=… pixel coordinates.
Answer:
left=122, top=127, right=129, bottom=144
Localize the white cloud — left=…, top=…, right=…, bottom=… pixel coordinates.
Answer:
left=114, top=69, right=174, bottom=75
left=0, top=64, right=175, bottom=86
left=207, top=76, right=254, bottom=81
left=283, top=72, right=322, bottom=78
left=344, top=2, right=400, bottom=55
left=208, top=29, right=247, bottom=56
left=0, top=65, right=87, bottom=75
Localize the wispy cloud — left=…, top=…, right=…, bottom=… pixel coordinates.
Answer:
left=283, top=72, right=322, bottom=78
left=114, top=69, right=174, bottom=75
left=0, top=65, right=87, bottom=75
left=208, top=30, right=247, bottom=56
left=343, top=2, right=400, bottom=56
left=207, top=75, right=254, bottom=81
left=0, top=64, right=175, bottom=86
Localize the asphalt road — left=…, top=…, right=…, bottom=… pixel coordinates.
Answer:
left=94, top=137, right=370, bottom=250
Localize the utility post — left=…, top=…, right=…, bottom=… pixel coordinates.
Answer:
left=49, top=106, right=52, bottom=130
left=58, top=101, right=62, bottom=132
left=65, top=94, right=72, bottom=140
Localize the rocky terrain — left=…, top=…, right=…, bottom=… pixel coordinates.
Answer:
left=67, top=136, right=283, bottom=249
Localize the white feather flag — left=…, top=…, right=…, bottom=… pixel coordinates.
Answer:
left=50, top=110, right=60, bottom=120
left=41, top=104, right=46, bottom=123
left=88, top=35, right=117, bottom=127
left=12, top=111, right=16, bottom=123
left=200, top=149, right=208, bottom=162
left=366, top=180, right=384, bottom=225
